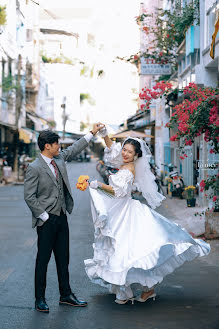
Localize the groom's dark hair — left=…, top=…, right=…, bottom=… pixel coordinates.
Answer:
left=38, top=130, right=59, bottom=151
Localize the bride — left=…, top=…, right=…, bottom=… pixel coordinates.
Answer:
left=84, top=130, right=210, bottom=305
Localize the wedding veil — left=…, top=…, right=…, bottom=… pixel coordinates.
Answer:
left=103, top=137, right=166, bottom=209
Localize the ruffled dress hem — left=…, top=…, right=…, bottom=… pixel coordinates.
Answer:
left=84, top=204, right=209, bottom=290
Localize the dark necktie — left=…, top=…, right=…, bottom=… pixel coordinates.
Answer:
left=51, top=159, right=59, bottom=180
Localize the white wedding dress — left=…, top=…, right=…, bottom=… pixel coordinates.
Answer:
left=84, top=143, right=210, bottom=300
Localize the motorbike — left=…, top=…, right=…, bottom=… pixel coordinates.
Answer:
left=104, top=165, right=119, bottom=184
left=149, top=163, right=165, bottom=195
left=162, top=163, right=185, bottom=198
left=167, top=170, right=185, bottom=199
left=18, top=154, right=33, bottom=177
left=96, top=160, right=119, bottom=184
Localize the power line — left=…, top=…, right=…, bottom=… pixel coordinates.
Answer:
left=29, top=0, right=39, bottom=5
left=29, top=0, right=57, bottom=20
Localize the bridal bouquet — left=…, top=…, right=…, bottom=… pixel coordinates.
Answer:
left=76, top=175, right=89, bottom=191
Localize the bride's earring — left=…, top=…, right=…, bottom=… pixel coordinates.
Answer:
left=134, top=155, right=138, bottom=161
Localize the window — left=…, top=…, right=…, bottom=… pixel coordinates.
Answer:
left=26, top=29, right=33, bottom=42
left=191, top=73, right=196, bottom=82
left=182, top=57, right=186, bottom=71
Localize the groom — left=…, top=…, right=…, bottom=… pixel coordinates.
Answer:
left=24, top=123, right=103, bottom=313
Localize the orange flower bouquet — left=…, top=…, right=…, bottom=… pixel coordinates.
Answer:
left=76, top=175, right=89, bottom=191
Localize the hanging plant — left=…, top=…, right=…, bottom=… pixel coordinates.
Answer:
left=120, top=0, right=200, bottom=70
left=167, top=83, right=219, bottom=155
left=139, top=80, right=172, bottom=111
left=0, top=6, right=6, bottom=26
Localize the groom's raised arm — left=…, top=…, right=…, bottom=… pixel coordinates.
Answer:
left=59, top=123, right=104, bottom=162
left=59, top=137, right=89, bottom=162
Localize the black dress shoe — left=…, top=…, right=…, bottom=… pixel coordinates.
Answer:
left=35, top=297, right=49, bottom=313
left=59, top=293, right=88, bottom=307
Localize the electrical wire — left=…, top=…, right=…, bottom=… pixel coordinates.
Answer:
left=29, top=0, right=57, bottom=20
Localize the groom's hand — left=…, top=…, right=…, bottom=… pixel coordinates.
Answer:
left=91, top=123, right=105, bottom=135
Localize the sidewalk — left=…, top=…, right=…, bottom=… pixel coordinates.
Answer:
left=0, top=171, right=24, bottom=186
left=133, top=193, right=206, bottom=237
left=159, top=197, right=206, bottom=237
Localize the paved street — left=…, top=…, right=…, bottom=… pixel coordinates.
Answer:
left=0, top=161, right=219, bottom=329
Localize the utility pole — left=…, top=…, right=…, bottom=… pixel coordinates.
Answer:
left=13, top=54, right=23, bottom=172
left=61, top=96, right=68, bottom=140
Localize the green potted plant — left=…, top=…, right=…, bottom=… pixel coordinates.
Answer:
left=184, top=185, right=196, bottom=207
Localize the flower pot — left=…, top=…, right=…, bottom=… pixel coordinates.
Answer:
left=205, top=211, right=219, bottom=239
left=186, top=198, right=196, bottom=207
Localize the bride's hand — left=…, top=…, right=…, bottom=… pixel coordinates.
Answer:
left=98, top=126, right=108, bottom=137
left=89, top=180, right=102, bottom=189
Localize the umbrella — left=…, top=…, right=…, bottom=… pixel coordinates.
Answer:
left=112, top=130, right=154, bottom=139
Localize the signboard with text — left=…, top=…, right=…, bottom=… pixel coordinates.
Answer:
left=140, top=58, right=171, bottom=75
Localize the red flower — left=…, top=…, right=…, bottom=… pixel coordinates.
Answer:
left=213, top=196, right=217, bottom=202
left=200, top=180, right=206, bottom=188
left=166, top=34, right=170, bottom=38
left=143, top=26, right=149, bottom=34
left=170, top=134, right=178, bottom=141
left=179, top=156, right=185, bottom=160
left=185, top=139, right=192, bottom=146
left=209, top=149, right=215, bottom=154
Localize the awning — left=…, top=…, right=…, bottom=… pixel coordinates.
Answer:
left=19, top=128, right=33, bottom=144
left=27, top=113, right=47, bottom=126
left=112, top=130, right=154, bottom=139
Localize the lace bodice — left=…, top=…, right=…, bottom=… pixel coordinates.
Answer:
left=109, top=169, right=134, bottom=198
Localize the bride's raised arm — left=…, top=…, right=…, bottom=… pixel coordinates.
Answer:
left=103, top=135, right=113, bottom=149
left=97, top=125, right=113, bottom=149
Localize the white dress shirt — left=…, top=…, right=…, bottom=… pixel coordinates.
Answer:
left=38, top=132, right=93, bottom=222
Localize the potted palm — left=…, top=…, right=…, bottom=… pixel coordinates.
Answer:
left=184, top=185, right=196, bottom=207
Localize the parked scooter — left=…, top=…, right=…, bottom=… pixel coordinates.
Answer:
left=96, top=160, right=119, bottom=184
left=104, top=165, right=119, bottom=184
left=18, top=154, right=33, bottom=177
left=149, top=163, right=165, bottom=195
left=162, top=163, right=185, bottom=198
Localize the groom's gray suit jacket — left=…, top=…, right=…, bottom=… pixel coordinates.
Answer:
left=24, top=137, right=88, bottom=228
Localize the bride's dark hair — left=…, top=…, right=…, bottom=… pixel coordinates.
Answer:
left=123, top=139, right=142, bottom=158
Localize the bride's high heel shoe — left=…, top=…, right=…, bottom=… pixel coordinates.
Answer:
left=115, top=298, right=135, bottom=305
left=134, top=292, right=156, bottom=303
